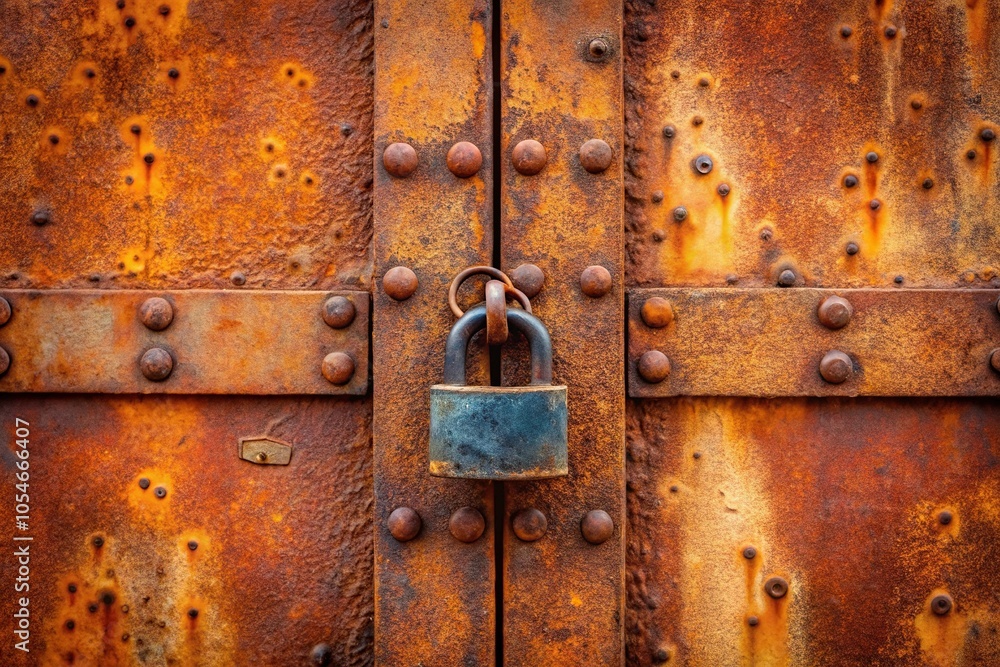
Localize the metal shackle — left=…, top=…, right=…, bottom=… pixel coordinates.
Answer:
left=442, top=304, right=553, bottom=386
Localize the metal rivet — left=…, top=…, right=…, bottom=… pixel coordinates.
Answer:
left=931, top=594, right=953, bottom=616
left=653, top=647, right=671, bottom=663
left=68, top=584, right=77, bottom=593
left=922, top=178, right=934, bottom=190
left=26, top=94, right=39, bottom=107
left=138, top=478, right=150, bottom=489
left=143, top=153, right=155, bottom=164
left=846, top=242, right=860, bottom=255
left=588, top=38, right=608, bottom=59
left=446, top=141, right=483, bottom=178
left=383, top=142, right=418, bottom=178
left=255, top=452, right=268, bottom=463
left=579, top=139, right=613, bottom=174
left=748, top=616, right=760, bottom=627
left=581, top=509, right=614, bottom=544
left=140, top=347, right=173, bottom=381
left=154, top=486, right=167, bottom=498
left=669, top=485, right=679, bottom=493
left=982, top=128, right=996, bottom=142
left=693, top=154, right=713, bottom=175
left=31, top=211, right=50, bottom=226
left=321, top=352, right=355, bottom=385
left=743, top=546, right=757, bottom=559
left=139, top=297, right=173, bottom=331
left=717, top=183, right=731, bottom=197
left=894, top=275, right=904, bottom=284
left=759, top=227, right=773, bottom=241
left=187, top=608, right=198, bottom=619
left=512, top=508, right=548, bottom=542
left=124, top=16, right=136, bottom=27
left=651, top=190, right=664, bottom=203
left=911, top=99, right=923, bottom=110
left=819, top=350, right=853, bottom=384
left=764, top=576, right=789, bottom=599
left=159, top=4, right=170, bottom=15
left=869, top=198, right=882, bottom=210
left=383, top=266, right=418, bottom=300
left=187, top=540, right=198, bottom=550
left=865, top=151, right=879, bottom=164
left=387, top=507, right=421, bottom=542
left=939, top=510, right=953, bottom=525
left=311, top=643, right=333, bottom=667
left=840, top=25, right=853, bottom=38
left=662, top=125, right=676, bottom=139
left=92, top=536, right=104, bottom=548
left=49, top=134, right=59, bottom=145
left=692, top=451, right=702, bottom=459
left=167, top=68, right=179, bottom=79
left=967, top=149, right=977, bottom=160
left=580, top=265, right=612, bottom=298
left=0, top=296, right=10, bottom=327
left=641, top=297, right=674, bottom=328
left=989, top=349, right=1000, bottom=374
left=884, top=25, right=897, bottom=38
left=449, top=506, right=485, bottom=543
left=698, top=76, right=710, bottom=87
left=230, top=271, right=246, bottom=286
left=672, top=206, right=688, bottom=222
left=321, top=296, right=355, bottom=329
left=777, top=269, right=797, bottom=287
left=510, top=263, right=544, bottom=298
left=670, top=70, right=680, bottom=79
left=512, top=139, right=547, bottom=175
left=88, top=604, right=98, bottom=613
left=843, top=174, right=858, bottom=188
left=817, top=295, right=853, bottom=330
left=66, top=620, right=75, bottom=630
left=638, top=350, right=671, bottom=383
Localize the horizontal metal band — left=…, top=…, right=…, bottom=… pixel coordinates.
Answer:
left=0, top=290, right=369, bottom=395
left=628, top=288, right=1000, bottom=397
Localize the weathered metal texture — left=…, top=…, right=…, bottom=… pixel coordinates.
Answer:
left=628, top=288, right=1000, bottom=397
left=372, top=1, right=495, bottom=664
left=624, top=0, right=1000, bottom=289
left=0, top=0, right=372, bottom=290
left=500, top=1, right=625, bottom=663
left=0, top=290, right=369, bottom=395
left=626, top=397, right=1000, bottom=666
left=0, top=394, right=373, bottom=665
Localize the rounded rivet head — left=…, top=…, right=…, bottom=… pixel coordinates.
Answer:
left=869, top=198, right=882, bottom=211
left=446, top=141, right=482, bottom=178
left=187, top=540, right=198, bottom=551
left=580, top=265, right=612, bottom=297
left=449, top=507, right=485, bottom=543
left=777, top=269, right=797, bottom=287
left=154, top=486, right=167, bottom=499
left=743, top=546, right=757, bottom=559
left=230, top=271, right=246, bottom=286
left=512, top=139, right=547, bottom=175
left=866, top=151, right=879, bottom=164
left=321, top=352, right=355, bottom=385
left=140, top=348, right=173, bottom=381
left=383, top=266, right=418, bottom=301
left=672, top=206, right=688, bottom=222
left=581, top=509, right=614, bottom=544
left=982, top=128, right=996, bottom=142
left=884, top=25, right=897, bottom=38
left=321, top=296, right=355, bottom=329
left=0, top=296, right=10, bottom=327
left=844, top=174, right=858, bottom=188
left=817, top=295, right=853, bottom=330
left=510, top=263, right=544, bottom=298
left=579, top=139, right=613, bottom=173
left=938, top=510, right=953, bottom=525
left=638, top=350, right=671, bottom=384
left=840, top=25, right=853, bottom=38
left=922, top=178, right=934, bottom=190
left=931, top=593, right=953, bottom=616
left=0, top=345, right=11, bottom=377
left=967, top=149, right=977, bottom=160
left=143, top=153, right=155, bottom=164
left=641, top=297, right=674, bottom=328
left=764, top=576, right=789, bottom=599
left=717, top=183, right=731, bottom=197
left=383, top=142, right=418, bottom=178
left=138, top=478, right=150, bottom=490
left=748, top=616, right=760, bottom=627
left=31, top=211, right=50, bottom=226
left=387, top=507, right=421, bottom=542
left=139, top=297, right=173, bottom=331
left=662, top=125, right=676, bottom=139
left=588, top=38, right=608, bottom=58
left=310, top=643, right=333, bottom=667
left=846, top=242, right=860, bottom=256
left=652, top=647, right=671, bottom=663
left=693, top=154, right=714, bottom=175
left=512, top=508, right=548, bottom=542
left=819, top=350, right=853, bottom=384
left=989, top=349, right=1000, bottom=374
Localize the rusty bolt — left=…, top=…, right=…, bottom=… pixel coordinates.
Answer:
left=884, top=25, right=897, bottom=38
left=866, top=151, right=879, bottom=164
left=188, top=540, right=198, bottom=550
left=743, top=546, right=757, bottom=559
left=911, top=99, right=923, bottom=110
left=662, top=125, right=676, bottom=139
left=764, top=576, right=789, bottom=599
left=321, top=352, right=355, bottom=385
left=512, top=508, right=548, bottom=542
left=187, top=608, right=198, bottom=619
left=140, top=348, right=173, bottom=381
left=512, top=139, right=547, bottom=175
left=692, top=115, right=704, bottom=126
left=651, top=190, right=664, bottom=203
left=717, top=183, right=731, bottom=197
left=66, top=620, right=75, bottom=630
left=748, top=616, right=760, bottom=627
left=510, top=263, right=544, bottom=298
left=382, top=142, right=418, bottom=178
left=869, top=199, right=882, bottom=211
left=989, top=349, right=1000, bottom=373
left=142, top=152, right=155, bottom=165
left=68, top=584, right=77, bottom=593
left=130, top=124, right=141, bottom=135
left=588, top=38, right=608, bottom=58
left=777, top=269, right=797, bottom=287
left=446, top=141, right=483, bottom=178
left=967, top=149, right=977, bottom=160
left=843, top=174, right=858, bottom=188
left=922, top=178, right=934, bottom=190
left=139, top=297, right=173, bottom=331
left=311, top=643, right=333, bottom=667
left=846, top=242, right=860, bottom=255
left=641, top=297, right=674, bottom=328
left=931, top=594, right=953, bottom=616
left=817, top=295, right=853, bottom=330
left=0, top=296, right=10, bottom=327
left=154, top=486, right=167, bottom=499
left=92, top=536, right=104, bottom=548
left=894, top=275, right=904, bottom=284
left=982, top=128, right=996, bottom=142
left=579, top=139, right=613, bottom=174
left=321, top=296, right=355, bottom=329
left=383, top=266, right=418, bottom=300
left=139, top=478, right=150, bottom=489
left=581, top=509, right=614, bottom=544
left=124, top=15, right=136, bottom=27
left=580, top=265, right=612, bottom=298
left=693, top=154, right=713, bottom=175
left=449, top=506, right=486, bottom=543
left=167, top=68, right=180, bottom=79
left=387, top=507, right=421, bottom=542
left=31, top=211, right=50, bottom=226
left=652, top=647, right=671, bottom=663
left=672, top=206, right=688, bottom=222
left=840, top=25, right=853, bottom=38
left=939, top=510, right=953, bottom=525
left=638, top=350, right=671, bottom=384
left=230, top=271, right=246, bottom=286
left=819, top=350, right=853, bottom=384
left=159, top=4, right=170, bottom=15
left=26, top=94, right=39, bottom=107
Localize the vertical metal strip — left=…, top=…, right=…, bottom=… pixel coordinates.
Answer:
left=500, top=1, right=625, bottom=665
left=372, top=2, right=495, bottom=664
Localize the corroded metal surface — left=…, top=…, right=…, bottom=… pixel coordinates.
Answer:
left=626, top=398, right=1000, bottom=666
left=628, top=288, right=1000, bottom=397
left=0, top=394, right=373, bottom=665
left=0, top=290, right=369, bottom=394
left=624, top=0, right=1000, bottom=290
left=500, top=1, right=625, bottom=663
left=372, top=1, right=495, bottom=664
left=0, top=0, right=373, bottom=290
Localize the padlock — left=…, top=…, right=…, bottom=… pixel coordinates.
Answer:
left=429, top=304, right=568, bottom=480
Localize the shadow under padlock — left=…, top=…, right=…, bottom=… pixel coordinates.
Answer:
left=429, top=304, right=568, bottom=480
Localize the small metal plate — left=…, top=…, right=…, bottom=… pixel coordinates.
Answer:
left=239, top=437, right=293, bottom=465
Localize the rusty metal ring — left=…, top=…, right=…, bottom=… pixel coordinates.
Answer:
left=503, top=285, right=532, bottom=315
left=485, top=280, right=509, bottom=345
left=448, top=266, right=515, bottom=318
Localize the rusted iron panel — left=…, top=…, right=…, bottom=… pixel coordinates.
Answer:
left=624, top=0, right=1000, bottom=290
left=372, top=1, right=496, bottom=664
left=626, top=397, right=1000, bottom=666
left=0, top=290, right=369, bottom=395
left=0, top=0, right=372, bottom=290
left=0, top=394, right=373, bottom=665
left=500, top=1, right=625, bottom=664
left=628, top=288, right=1000, bottom=398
